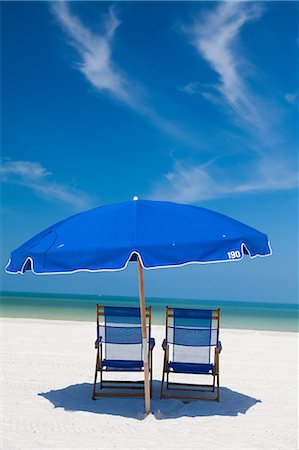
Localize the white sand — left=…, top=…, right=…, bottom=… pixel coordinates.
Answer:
left=1, top=318, right=298, bottom=450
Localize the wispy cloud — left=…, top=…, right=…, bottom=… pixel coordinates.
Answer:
left=51, top=2, right=198, bottom=145
left=148, top=2, right=298, bottom=203
left=149, top=156, right=298, bottom=203
left=181, top=81, right=222, bottom=106
left=184, top=2, right=267, bottom=133
left=181, top=82, right=203, bottom=95
left=0, top=160, right=93, bottom=210
left=284, top=92, right=297, bottom=105
left=51, top=2, right=139, bottom=108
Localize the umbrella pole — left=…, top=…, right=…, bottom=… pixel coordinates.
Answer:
left=137, top=256, right=151, bottom=414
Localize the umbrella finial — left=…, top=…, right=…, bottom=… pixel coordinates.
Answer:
left=133, top=196, right=139, bottom=201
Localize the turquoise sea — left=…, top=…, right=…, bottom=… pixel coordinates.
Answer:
left=1, top=291, right=298, bottom=332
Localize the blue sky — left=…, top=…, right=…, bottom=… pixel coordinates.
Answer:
left=1, top=1, right=298, bottom=303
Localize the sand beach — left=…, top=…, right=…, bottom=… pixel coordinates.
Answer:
left=1, top=317, right=298, bottom=450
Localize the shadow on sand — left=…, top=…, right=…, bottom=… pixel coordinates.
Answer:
left=38, top=380, right=261, bottom=420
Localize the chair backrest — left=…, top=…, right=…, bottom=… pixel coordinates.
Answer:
left=96, top=305, right=151, bottom=361
left=166, top=307, right=220, bottom=365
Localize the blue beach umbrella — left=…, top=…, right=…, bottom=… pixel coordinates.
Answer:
left=6, top=199, right=272, bottom=412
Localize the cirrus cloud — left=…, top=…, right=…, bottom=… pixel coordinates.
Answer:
left=0, top=160, right=93, bottom=210
left=149, top=155, right=298, bottom=204
left=51, top=2, right=138, bottom=108
left=149, top=2, right=298, bottom=204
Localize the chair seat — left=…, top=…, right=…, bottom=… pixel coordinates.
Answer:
left=102, top=359, right=143, bottom=371
left=169, top=362, right=214, bottom=374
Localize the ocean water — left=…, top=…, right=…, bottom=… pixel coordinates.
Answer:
left=0, top=291, right=298, bottom=332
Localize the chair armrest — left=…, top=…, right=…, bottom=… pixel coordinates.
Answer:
left=94, top=337, right=102, bottom=349
left=149, top=337, right=155, bottom=350
left=162, top=338, right=167, bottom=350
left=217, top=341, right=222, bottom=353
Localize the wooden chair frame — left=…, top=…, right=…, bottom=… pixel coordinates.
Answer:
left=92, top=305, right=154, bottom=399
left=160, top=307, right=222, bottom=402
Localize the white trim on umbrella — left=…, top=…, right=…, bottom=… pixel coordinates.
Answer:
left=5, top=241, right=272, bottom=275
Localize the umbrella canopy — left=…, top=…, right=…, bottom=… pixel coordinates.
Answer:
left=6, top=199, right=271, bottom=274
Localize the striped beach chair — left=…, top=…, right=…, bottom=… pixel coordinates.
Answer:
left=92, top=305, right=155, bottom=399
left=160, top=307, right=222, bottom=401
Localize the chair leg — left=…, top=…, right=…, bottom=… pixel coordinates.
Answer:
left=212, top=374, right=215, bottom=392
left=215, top=346, right=220, bottom=401
left=160, top=348, right=168, bottom=399
left=100, top=367, right=103, bottom=389
left=92, top=348, right=99, bottom=400
left=150, top=351, right=153, bottom=399
left=160, top=368, right=165, bottom=399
